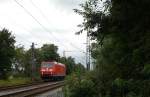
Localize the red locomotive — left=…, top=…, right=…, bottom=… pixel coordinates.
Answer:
left=40, top=61, right=66, bottom=81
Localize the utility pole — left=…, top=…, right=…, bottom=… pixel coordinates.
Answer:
left=86, top=30, right=91, bottom=70
left=89, top=35, right=91, bottom=70
left=31, top=42, right=35, bottom=81
left=63, top=51, right=66, bottom=57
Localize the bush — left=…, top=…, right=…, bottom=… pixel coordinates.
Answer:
left=63, top=73, right=96, bottom=97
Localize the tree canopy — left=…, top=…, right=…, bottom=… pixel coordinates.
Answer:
left=40, top=44, right=60, bottom=61
left=0, top=28, right=15, bottom=79
left=73, top=0, right=150, bottom=96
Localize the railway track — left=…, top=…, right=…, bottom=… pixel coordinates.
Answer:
left=0, top=81, right=64, bottom=97
left=0, top=81, right=44, bottom=91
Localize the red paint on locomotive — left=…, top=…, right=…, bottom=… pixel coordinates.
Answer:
left=40, top=61, right=66, bottom=80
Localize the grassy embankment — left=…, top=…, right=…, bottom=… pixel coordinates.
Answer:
left=0, top=77, right=31, bottom=87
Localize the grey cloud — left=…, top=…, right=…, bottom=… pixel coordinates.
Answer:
left=49, top=0, right=85, bottom=12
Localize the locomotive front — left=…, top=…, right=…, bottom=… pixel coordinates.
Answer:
left=40, top=61, right=66, bottom=81
left=40, top=62, right=54, bottom=80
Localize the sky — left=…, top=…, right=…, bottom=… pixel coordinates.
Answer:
left=0, top=0, right=87, bottom=65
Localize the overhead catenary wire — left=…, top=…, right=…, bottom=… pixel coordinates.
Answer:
left=0, top=26, right=31, bottom=48
left=14, top=0, right=69, bottom=49
left=29, top=0, right=85, bottom=52
left=29, top=0, right=86, bottom=65
left=0, top=24, right=32, bottom=45
left=14, top=0, right=86, bottom=65
left=12, top=20, right=42, bottom=40
left=14, top=0, right=58, bottom=41
left=14, top=0, right=44, bottom=30
left=3, top=13, right=56, bottom=47
left=30, top=0, right=51, bottom=24
left=3, top=15, right=40, bottom=44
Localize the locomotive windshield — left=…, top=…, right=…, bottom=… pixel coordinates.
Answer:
left=41, top=62, right=53, bottom=67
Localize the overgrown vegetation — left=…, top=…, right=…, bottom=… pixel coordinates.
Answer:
left=64, top=0, right=150, bottom=97
left=0, top=77, right=31, bottom=87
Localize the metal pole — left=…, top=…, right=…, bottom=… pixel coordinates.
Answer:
left=89, top=35, right=91, bottom=70
left=86, top=30, right=90, bottom=70
left=31, top=42, right=35, bottom=81
left=86, top=29, right=91, bottom=71
left=63, top=51, right=66, bottom=57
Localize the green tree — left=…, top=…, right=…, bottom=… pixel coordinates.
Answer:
left=75, top=0, right=150, bottom=96
left=13, top=46, right=26, bottom=76
left=64, top=73, right=95, bottom=97
left=74, top=63, right=86, bottom=74
left=0, top=28, right=15, bottom=79
left=40, top=44, right=59, bottom=61
left=59, top=57, right=76, bottom=75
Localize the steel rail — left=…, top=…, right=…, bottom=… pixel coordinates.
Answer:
left=0, top=81, right=43, bottom=91
left=0, top=81, right=64, bottom=97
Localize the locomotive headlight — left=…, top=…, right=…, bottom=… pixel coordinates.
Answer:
left=41, top=69, right=45, bottom=72
left=49, top=68, right=53, bottom=72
